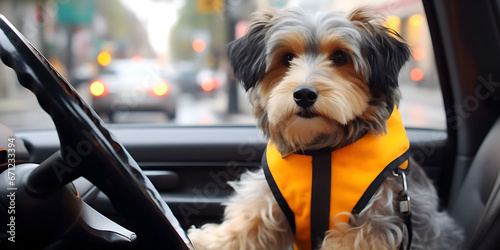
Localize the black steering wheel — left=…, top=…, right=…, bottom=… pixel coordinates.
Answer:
left=0, top=15, right=193, bottom=249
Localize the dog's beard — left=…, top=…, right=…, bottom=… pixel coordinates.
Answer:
left=269, top=116, right=335, bottom=153
left=260, top=56, right=372, bottom=154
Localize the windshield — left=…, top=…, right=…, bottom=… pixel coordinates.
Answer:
left=0, top=0, right=445, bottom=130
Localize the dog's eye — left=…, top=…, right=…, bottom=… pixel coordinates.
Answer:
left=283, top=53, right=295, bottom=67
left=331, top=50, right=349, bottom=66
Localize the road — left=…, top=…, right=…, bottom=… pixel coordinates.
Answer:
left=399, top=83, right=446, bottom=129
left=0, top=85, right=256, bottom=130
left=0, top=83, right=445, bottom=131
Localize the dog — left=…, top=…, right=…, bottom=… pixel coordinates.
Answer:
left=188, top=7, right=464, bottom=250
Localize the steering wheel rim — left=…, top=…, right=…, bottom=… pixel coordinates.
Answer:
left=0, top=14, right=192, bottom=249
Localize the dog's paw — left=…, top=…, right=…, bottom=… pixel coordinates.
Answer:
left=187, top=226, right=207, bottom=250
left=188, top=225, right=233, bottom=250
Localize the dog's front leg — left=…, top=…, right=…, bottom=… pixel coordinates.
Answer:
left=318, top=179, right=404, bottom=250
left=318, top=223, right=398, bottom=250
left=188, top=169, right=293, bottom=250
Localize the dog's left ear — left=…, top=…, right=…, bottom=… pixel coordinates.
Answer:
left=349, top=8, right=411, bottom=98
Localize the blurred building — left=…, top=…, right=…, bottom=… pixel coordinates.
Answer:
left=0, top=0, right=154, bottom=103
left=252, top=0, right=436, bottom=87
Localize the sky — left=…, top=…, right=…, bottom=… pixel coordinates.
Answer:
left=120, top=0, right=183, bottom=55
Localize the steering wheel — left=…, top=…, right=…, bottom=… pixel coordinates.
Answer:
left=0, top=15, right=193, bottom=249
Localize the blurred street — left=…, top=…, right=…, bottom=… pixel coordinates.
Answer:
left=0, top=81, right=256, bottom=130
left=0, top=79, right=445, bottom=130
left=0, top=0, right=446, bottom=131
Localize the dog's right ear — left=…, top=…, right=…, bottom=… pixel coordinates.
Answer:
left=227, top=10, right=275, bottom=91
left=348, top=7, right=411, bottom=100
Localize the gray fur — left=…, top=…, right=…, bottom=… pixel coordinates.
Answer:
left=227, top=8, right=406, bottom=154
left=405, top=161, right=464, bottom=249
left=265, top=9, right=370, bottom=78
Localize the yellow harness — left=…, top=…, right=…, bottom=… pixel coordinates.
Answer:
left=262, top=108, right=410, bottom=250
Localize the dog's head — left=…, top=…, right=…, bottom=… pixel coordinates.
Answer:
left=227, top=7, right=410, bottom=155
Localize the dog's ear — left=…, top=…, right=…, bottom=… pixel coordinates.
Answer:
left=349, top=7, right=411, bottom=97
left=227, top=10, right=275, bottom=91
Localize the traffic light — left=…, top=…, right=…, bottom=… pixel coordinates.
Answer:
left=197, top=0, right=224, bottom=14
left=97, top=51, right=112, bottom=67
left=192, top=39, right=206, bottom=53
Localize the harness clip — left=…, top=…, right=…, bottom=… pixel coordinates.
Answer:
left=399, top=194, right=411, bottom=214
left=393, top=169, right=411, bottom=214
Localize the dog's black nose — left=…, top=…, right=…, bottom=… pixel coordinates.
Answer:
left=293, top=86, right=318, bottom=108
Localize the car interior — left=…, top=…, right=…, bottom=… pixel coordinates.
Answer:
left=0, top=0, right=499, bottom=249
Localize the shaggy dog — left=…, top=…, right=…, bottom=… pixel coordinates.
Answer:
left=188, top=7, right=463, bottom=250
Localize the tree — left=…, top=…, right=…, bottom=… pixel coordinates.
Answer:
left=169, top=0, right=227, bottom=66
left=95, top=0, right=154, bottom=57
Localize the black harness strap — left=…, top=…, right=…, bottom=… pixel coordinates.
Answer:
left=400, top=209, right=412, bottom=250
left=261, top=149, right=296, bottom=234
left=310, top=152, right=332, bottom=250
left=351, top=149, right=413, bottom=250
left=395, top=164, right=413, bottom=250
left=352, top=149, right=411, bottom=214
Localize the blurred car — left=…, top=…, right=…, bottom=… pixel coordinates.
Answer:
left=89, top=58, right=179, bottom=121
left=171, top=61, right=200, bottom=95
left=196, top=69, right=226, bottom=94
left=171, top=62, right=226, bottom=96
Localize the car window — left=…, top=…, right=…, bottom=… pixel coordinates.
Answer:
left=0, top=0, right=445, bottom=130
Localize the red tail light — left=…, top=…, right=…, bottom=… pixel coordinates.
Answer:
left=201, top=78, right=216, bottom=92
left=410, top=68, right=424, bottom=82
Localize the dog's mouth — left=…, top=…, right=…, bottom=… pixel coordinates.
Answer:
left=297, top=109, right=319, bottom=119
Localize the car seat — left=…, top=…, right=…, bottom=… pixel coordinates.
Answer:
left=449, top=116, right=500, bottom=249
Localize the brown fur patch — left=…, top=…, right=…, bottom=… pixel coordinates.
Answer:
left=319, top=37, right=370, bottom=101
left=260, top=52, right=372, bottom=154
left=260, top=33, right=307, bottom=100
left=348, top=7, right=384, bottom=27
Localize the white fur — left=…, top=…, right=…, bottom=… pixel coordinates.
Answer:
left=188, top=169, right=292, bottom=250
